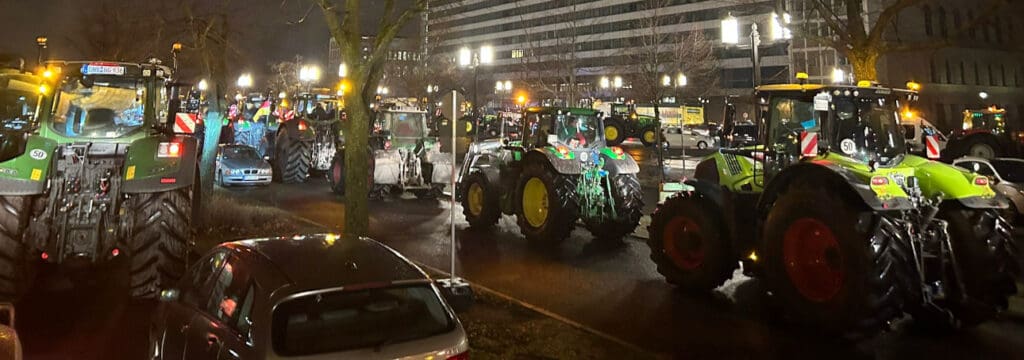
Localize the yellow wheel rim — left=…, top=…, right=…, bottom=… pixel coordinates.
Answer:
left=643, top=130, right=656, bottom=143
left=605, top=126, right=619, bottom=141
left=468, top=183, right=484, bottom=216
left=522, top=177, right=549, bottom=228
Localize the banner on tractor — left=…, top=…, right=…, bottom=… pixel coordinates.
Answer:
left=800, top=131, right=818, bottom=157
left=173, top=113, right=197, bottom=134
left=925, top=135, right=941, bottom=159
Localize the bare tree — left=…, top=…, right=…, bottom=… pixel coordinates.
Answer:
left=267, top=55, right=306, bottom=96
left=626, top=1, right=719, bottom=104
left=671, top=30, right=719, bottom=99
left=514, top=0, right=595, bottom=105
left=780, top=0, right=1008, bottom=81
left=315, top=0, right=429, bottom=237
left=75, top=1, right=176, bottom=61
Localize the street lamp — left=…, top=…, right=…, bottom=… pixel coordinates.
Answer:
left=338, top=63, right=347, bottom=78
left=613, top=76, right=623, bottom=89
left=197, top=79, right=208, bottom=92
left=979, top=91, right=989, bottom=100
left=299, top=65, right=321, bottom=91
left=831, top=68, right=846, bottom=84
left=458, top=45, right=494, bottom=115
left=237, top=73, right=253, bottom=90
left=721, top=14, right=772, bottom=86
left=35, top=35, right=48, bottom=65
left=599, top=76, right=610, bottom=89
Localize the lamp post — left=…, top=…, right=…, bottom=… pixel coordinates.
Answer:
left=197, top=79, right=209, bottom=92
left=722, top=13, right=789, bottom=87
left=35, top=35, right=48, bottom=66
left=299, top=65, right=321, bottom=93
left=458, top=45, right=494, bottom=116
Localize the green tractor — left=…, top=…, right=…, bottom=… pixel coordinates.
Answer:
left=458, top=107, right=643, bottom=244
left=599, top=103, right=660, bottom=147
left=0, top=60, right=198, bottom=300
left=647, top=81, right=1020, bottom=337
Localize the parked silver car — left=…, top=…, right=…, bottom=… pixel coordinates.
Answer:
left=661, top=126, right=717, bottom=150
left=148, top=234, right=470, bottom=360
left=953, top=156, right=1024, bottom=224
left=216, top=144, right=272, bottom=186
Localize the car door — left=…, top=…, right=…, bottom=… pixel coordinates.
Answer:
left=184, top=254, right=258, bottom=360
left=158, top=250, right=228, bottom=360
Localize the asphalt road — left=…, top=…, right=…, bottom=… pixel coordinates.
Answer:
left=14, top=141, right=1024, bottom=359
left=223, top=141, right=1024, bottom=359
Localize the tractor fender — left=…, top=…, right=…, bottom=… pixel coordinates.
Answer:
left=757, top=162, right=914, bottom=214
left=279, top=118, right=316, bottom=143
left=463, top=152, right=503, bottom=186
left=907, top=156, right=1007, bottom=209
left=122, top=135, right=198, bottom=193
left=526, top=149, right=581, bottom=175
left=0, top=135, right=57, bottom=196
left=600, top=151, right=640, bottom=175
left=682, top=178, right=725, bottom=211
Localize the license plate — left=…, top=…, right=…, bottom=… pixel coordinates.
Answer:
left=244, top=175, right=258, bottom=181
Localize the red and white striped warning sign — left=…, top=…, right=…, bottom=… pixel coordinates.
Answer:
left=800, top=131, right=818, bottom=157
left=173, top=113, right=197, bottom=134
left=925, top=135, right=941, bottom=159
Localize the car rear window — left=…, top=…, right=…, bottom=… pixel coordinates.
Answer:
left=272, top=284, right=454, bottom=356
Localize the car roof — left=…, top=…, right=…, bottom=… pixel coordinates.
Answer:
left=223, top=235, right=429, bottom=295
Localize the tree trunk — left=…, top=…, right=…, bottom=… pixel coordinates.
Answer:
left=343, top=93, right=371, bottom=237
left=847, top=48, right=881, bottom=82
left=198, top=28, right=228, bottom=204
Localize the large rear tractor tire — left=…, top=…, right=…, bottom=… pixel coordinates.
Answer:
left=328, top=149, right=375, bottom=196
left=763, top=187, right=911, bottom=339
left=516, top=162, right=578, bottom=245
left=0, top=196, right=35, bottom=301
left=586, top=174, right=643, bottom=243
left=127, top=188, right=193, bottom=299
left=930, top=207, right=1021, bottom=329
left=275, top=129, right=311, bottom=184
left=604, top=119, right=625, bottom=146
left=462, top=172, right=501, bottom=230
left=647, top=192, right=736, bottom=293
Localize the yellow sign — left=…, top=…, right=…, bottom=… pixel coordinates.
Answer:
left=126, top=165, right=136, bottom=180
left=682, top=106, right=704, bottom=125
left=30, top=169, right=42, bottom=181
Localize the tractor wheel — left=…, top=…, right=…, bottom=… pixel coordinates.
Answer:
left=604, top=119, right=625, bottom=146
left=586, top=174, right=643, bottom=243
left=967, top=141, right=998, bottom=159
left=275, top=128, right=311, bottom=184
left=928, top=207, right=1021, bottom=329
left=763, top=187, right=910, bottom=339
left=639, top=126, right=658, bottom=147
left=0, top=196, right=35, bottom=301
left=647, top=192, right=735, bottom=293
left=462, top=172, right=501, bottom=229
left=127, top=188, right=193, bottom=299
left=516, top=161, right=578, bottom=244
left=328, top=149, right=374, bottom=196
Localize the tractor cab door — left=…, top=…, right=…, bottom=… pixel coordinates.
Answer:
left=760, top=92, right=823, bottom=185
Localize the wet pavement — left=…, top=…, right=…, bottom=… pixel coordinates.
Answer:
left=14, top=140, right=1024, bottom=359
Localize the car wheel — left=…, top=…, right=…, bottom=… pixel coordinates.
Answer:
left=697, top=141, right=708, bottom=150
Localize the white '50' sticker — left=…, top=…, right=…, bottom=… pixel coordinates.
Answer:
left=29, top=149, right=47, bottom=160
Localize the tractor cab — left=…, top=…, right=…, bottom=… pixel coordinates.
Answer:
left=374, top=105, right=432, bottom=150
left=520, top=107, right=605, bottom=153
left=0, top=58, right=41, bottom=163
left=960, top=107, right=1007, bottom=134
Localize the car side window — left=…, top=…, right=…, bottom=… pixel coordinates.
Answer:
left=182, top=251, right=228, bottom=308
left=204, top=254, right=254, bottom=334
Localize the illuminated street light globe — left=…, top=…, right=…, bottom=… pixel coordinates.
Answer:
left=197, top=79, right=208, bottom=91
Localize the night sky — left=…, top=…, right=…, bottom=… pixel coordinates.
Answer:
left=0, top=0, right=418, bottom=77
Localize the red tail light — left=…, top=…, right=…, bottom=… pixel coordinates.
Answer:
left=975, top=177, right=989, bottom=186
left=158, top=142, right=183, bottom=158
left=446, top=351, right=469, bottom=360
left=871, top=176, right=889, bottom=186
left=160, top=178, right=177, bottom=184
left=297, top=121, right=308, bottom=131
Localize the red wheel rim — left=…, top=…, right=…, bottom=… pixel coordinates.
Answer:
left=782, top=218, right=844, bottom=302
left=663, top=216, right=705, bottom=270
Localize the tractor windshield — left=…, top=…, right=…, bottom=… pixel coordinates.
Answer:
left=50, top=77, right=151, bottom=139
left=381, top=111, right=427, bottom=147
left=554, top=113, right=601, bottom=148
left=831, top=97, right=906, bottom=164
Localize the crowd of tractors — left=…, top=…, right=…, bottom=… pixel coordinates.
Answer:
left=0, top=44, right=1021, bottom=348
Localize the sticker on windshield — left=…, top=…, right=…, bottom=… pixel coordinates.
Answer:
left=29, top=149, right=47, bottom=160
left=840, top=139, right=857, bottom=155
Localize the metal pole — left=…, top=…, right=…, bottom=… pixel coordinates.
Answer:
left=751, top=23, right=762, bottom=87
left=450, top=90, right=458, bottom=280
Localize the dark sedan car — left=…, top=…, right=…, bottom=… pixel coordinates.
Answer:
left=216, top=144, right=272, bottom=186
left=148, top=234, right=470, bottom=360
